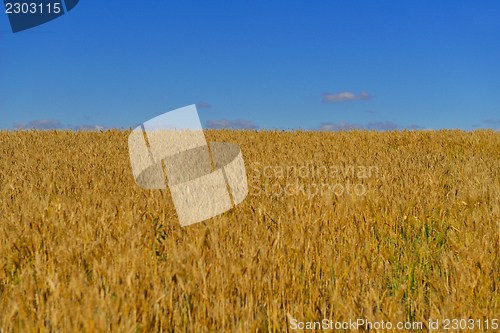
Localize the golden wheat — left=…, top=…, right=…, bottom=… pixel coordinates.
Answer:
left=0, top=128, right=499, bottom=332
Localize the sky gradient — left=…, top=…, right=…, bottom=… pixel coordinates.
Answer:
left=1, top=0, right=499, bottom=131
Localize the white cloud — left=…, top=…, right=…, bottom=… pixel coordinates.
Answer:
left=359, top=91, right=373, bottom=100
left=13, top=119, right=63, bottom=130
left=71, top=124, right=116, bottom=131
left=206, top=119, right=259, bottom=129
left=318, top=121, right=363, bottom=131
left=367, top=121, right=399, bottom=131
left=322, top=91, right=374, bottom=102
left=317, top=120, right=425, bottom=131
left=198, top=101, right=212, bottom=108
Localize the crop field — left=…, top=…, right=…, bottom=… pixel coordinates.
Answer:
left=0, top=128, right=499, bottom=332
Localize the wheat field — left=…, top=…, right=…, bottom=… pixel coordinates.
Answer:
left=0, top=128, right=499, bottom=332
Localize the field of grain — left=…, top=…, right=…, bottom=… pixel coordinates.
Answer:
left=0, top=128, right=499, bottom=332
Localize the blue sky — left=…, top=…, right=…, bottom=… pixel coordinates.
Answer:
left=1, top=0, right=499, bottom=131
